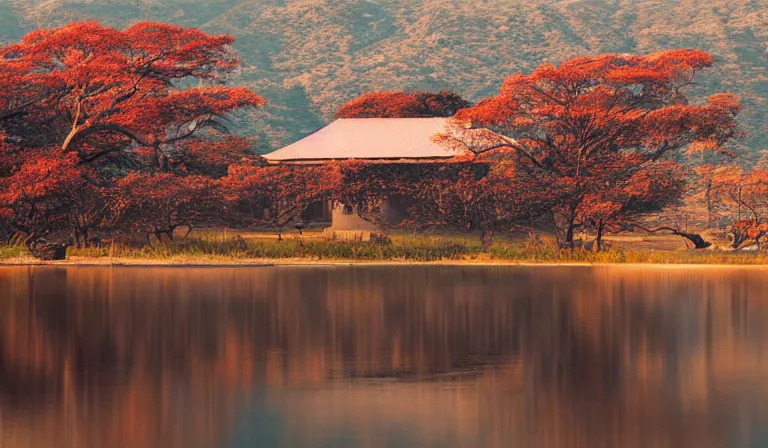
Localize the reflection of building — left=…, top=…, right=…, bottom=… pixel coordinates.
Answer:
left=263, top=118, right=468, bottom=239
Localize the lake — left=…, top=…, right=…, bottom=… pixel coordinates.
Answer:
left=1, top=265, right=767, bottom=447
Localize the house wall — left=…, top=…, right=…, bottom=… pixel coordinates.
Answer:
left=320, top=199, right=413, bottom=241
left=285, top=163, right=491, bottom=236
left=329, top=204, right=379, bottom=231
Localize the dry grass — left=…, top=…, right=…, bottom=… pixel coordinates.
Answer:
left=1, top=229, right=767, bottom=266
left=0, top=244, right=31, bottom=260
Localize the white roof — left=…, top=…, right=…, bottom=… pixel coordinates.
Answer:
left=263, top=118, right=458, bottom=162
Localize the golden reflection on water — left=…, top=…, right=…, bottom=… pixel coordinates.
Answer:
left=0, top=266, right=767, bottom=448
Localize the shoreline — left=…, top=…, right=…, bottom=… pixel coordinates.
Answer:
left=3, top=256, right=768, bottom=269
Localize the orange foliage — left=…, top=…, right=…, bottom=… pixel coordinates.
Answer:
left=729, top=219, right=768, bottom=250
left=404, top=163, right=528, bottom=249
left=335, top=90, right=470, bottom=118
left=1, top=21, right=264, bottom=156
left=113, top=173, right=219, bottom=241
left=0, top=33, right=749, bottom=255
left=448, top=49, right=741, bottom=246
left=0, top=154, right=93, bottom=243
left=219, top=163, right=340, bottom=236
left=0, top=22, right=263, bottom=250
left=162, top=136, right=255, bottom=177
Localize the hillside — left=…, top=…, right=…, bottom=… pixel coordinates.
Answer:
left=1, top=0, right=765, bottom=158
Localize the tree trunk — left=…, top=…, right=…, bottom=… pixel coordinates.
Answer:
left=596, top=220, right=605, bottom=252
left=635, top=226, right=712, bottom=250
left=566, top=223, right=575, bottom=249
left=9, top=232, right=26, bottom=246
left=674, top=231, right=711, bottom=249
left=480, top=229, right=494, bottom=253
left=558, top=221, right=577, bottom=249
left=149, top=229, right=175, bottom=245
left=554, top=211, right=577, bottom=249
left=155, top=231, right=175, bottom=245
left=705, top=181, right=714, bottom=229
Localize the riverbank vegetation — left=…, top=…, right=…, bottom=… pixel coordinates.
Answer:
left=4, top=230, right=768, bottom=266
left=0, top=21, right=760, bottom=262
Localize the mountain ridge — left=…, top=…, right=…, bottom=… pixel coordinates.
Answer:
left=1, top=0, right=765, bottom=159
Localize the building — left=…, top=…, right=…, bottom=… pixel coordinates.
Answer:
left=262, top=117, right=470, bottom=239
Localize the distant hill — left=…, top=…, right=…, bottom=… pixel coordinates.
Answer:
left=1, top=0, right=765, bottom=160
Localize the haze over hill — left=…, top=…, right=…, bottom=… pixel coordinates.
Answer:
left=1, top=0, right=765, bottom=159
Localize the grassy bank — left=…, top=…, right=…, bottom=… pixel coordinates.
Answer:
left=2, top=232, right=768, bottom=265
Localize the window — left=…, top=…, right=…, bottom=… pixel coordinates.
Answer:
left=342, top=205, right=354, bottom=215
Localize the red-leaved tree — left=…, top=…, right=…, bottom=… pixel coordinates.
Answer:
left=575, top=158, right=686, bottom=250
left=0, top=154, right=90, bottom=255
left=727, top=168, right=768, bottom=223
left=0, top=22, right=265, bottom=255
left=0, top=21, right=264, bottom=156
left=335, top=90, right=470, bottom=118
left=220, top=163, right=340, bottom=239
left=693, top=164, right=744, bottom=228
left=113, top=173, right=219, bottom=243
left=441, top=50, right=741, bottom=248
left=404, top=163, right=526, bottom=251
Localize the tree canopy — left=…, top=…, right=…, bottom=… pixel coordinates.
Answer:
left=0, top=22, right=265, bottom=254
left=441, top=49, right=741, bottom=246
left=335, top=90, right=470, bottom=119
left=0, top=28, right=750, bottom=257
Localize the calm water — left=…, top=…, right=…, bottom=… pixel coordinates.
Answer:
left=1, top=266, right=768, bottom=448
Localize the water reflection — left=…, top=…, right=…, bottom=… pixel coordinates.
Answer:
left=0, top=266, right=767, bottom=447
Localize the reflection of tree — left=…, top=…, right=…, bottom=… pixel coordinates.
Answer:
left=0, top=266, right=767, bottom=447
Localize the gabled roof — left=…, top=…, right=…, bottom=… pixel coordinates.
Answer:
left=263, top=118, right=461, bottom=163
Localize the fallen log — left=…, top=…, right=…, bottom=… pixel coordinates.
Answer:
left=634, top=225, right=712, bottom=250
left=28, top=241, right=68, bottom=260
